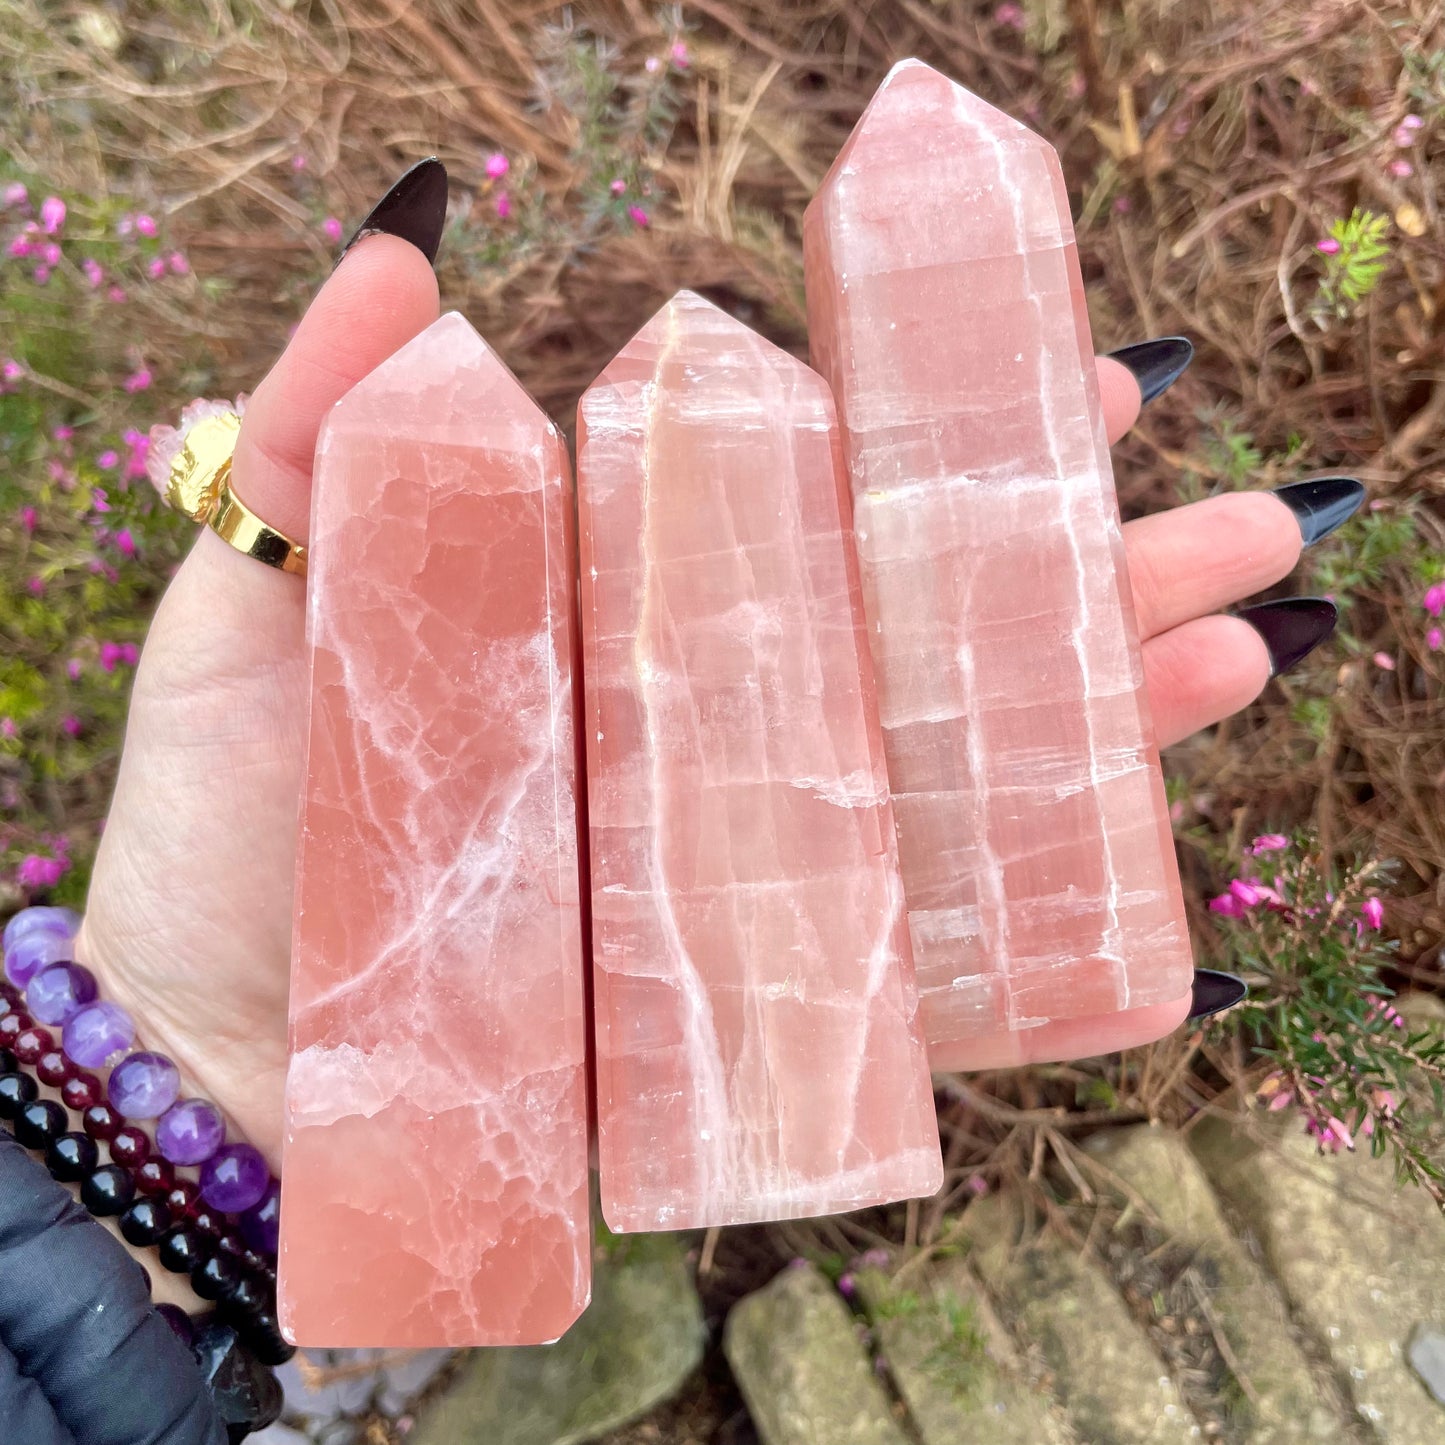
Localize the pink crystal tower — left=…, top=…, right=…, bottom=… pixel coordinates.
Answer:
left=280, top=313, right=591, bottom=1346
left=578, top=292, right=942, bottom=1231
left=804, top=62, right=1193, bottom=1069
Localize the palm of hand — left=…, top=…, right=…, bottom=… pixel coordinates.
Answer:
left=77, top=236, right=1303, bottom=1166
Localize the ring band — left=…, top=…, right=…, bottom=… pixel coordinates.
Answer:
left=156, top=408, right=307, bottom=578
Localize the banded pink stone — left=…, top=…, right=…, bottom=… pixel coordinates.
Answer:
left=280, top=312, right=591, bottom=1346
left=803, top=62, right=1193, bottom=1068
left=578, top=291, right=942, bottom=1231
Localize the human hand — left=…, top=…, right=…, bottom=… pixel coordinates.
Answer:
left=75, top=172, right=1350, bottom=1166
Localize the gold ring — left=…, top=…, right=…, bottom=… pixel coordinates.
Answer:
left=157, top=407, right=308, bottom=578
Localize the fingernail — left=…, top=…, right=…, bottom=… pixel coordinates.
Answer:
left=1188, top=969, right=1247, bottom=1019
left=1236, top=597, right=1338, bottom=677
left=1107, top=336, right=1194, bottom=404
left=338, top=157, right=449, bottom=266
left=1271, top=476, right=1366, bottom=547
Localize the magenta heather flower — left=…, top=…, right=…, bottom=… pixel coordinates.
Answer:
left=1429, top=627, right=1444, bottom=652
left=1209, top=890, right=1247, bottom=918
left=53, top=425, right=72, bottom=442
left=670, top=40, right=690, bottom=67
left=3, top=182, right=27, bottom=208
left=485, top=152, right=509, bottom=179
left=17, top=853, right=69, bottom=890
left=628, top=205, right=650, bottom=228
left=61, top=715, right=81, bottom=738
left=322, top=216, right=343, bottom=243
left=119, top=642, right=138, bottom=666
left=99, top=642, right=123, bottom=672
left=291, top=153, right=308, bottom=172
left=134, top=213, right=158, bottom=238
left=115, top=528, right=136, bottom=558
left=26, top=576, right=44, bottom=596
left=41, top=242, right=60, bottom=267
left=66, top=659, right=82, bottom=681
left=836, top=1273, right=856, bottom=1300
left=82, top=257, right=104, bottom=288
left=123, top=365, right=153, bottom=394
left=1374, top=651, right=1396, bottom=670
left=32, top=264, right=51, bottom=285
left=1360, top=896, right=1384, bottom=931
left=91, top=487, right=110, bottom=514
left=168, top=251, right=189, bottom=275
left=1423, top=582, right=1445, bottom=617
left=97, top=450, right=119, bottom=470
left=1228, top=878, right=1280, bottom=908
left=0, top=718, right=14, bottom=739
left=610, top=177, right=627, bottom=195
left=21, top=506, right=36, bottom=532
left=6, top=236, right=33, bottom=258
left=106, top=285, right=126, bottom=304
left=38, top=196, right=66, bottom=233
left=1249, top=833, right=1290, bottom=855
left=494, top=192, right=511, bottom=220
left=645, top=55, right=661, bottom=73
left=1388, top=159, right=1415, bottom=179
left=994, top=2, right=1026, bottom=29
left=147, top=256, right=167, bottom=279
left=1316, top=237, right=1341, bottom=255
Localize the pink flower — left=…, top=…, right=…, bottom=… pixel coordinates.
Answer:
left=116, top=214, right=133, bottom=237
left=1208, top=891, right=1247, bottom=918
left=119, top=642, right=138, bottom=666
left=106, top=285, right=126, bottom=304
left=32, top=265, right=50, bottom=285
left=1, top=359, right=23, bottom=383
left=168, top=251, right=189, bottom=275
left=91, top=487, right=110, bottom=513
left=1394, top=118, right=1422, bottom=146
left=123, top=365, right=152, bottom=393
left=291, top=153, right=308, bottom=172
left=1360, top=896, right=1384, bottom=931
left=61, top=715, right=81, bottom=738
left=6, top=235, right=33, bottom=258
left=645, top=55, right=661, bottom=73
left=994, top=2, right=1026, bottom=29
left=134, top=213, right=158, bottom=237
left=1423, top=582, right=1445, bottom=617
left=82, top=257, right=104, bottom=288
left=1327, top=1115, right=1355, bottom=1150
left=610, top=177, right=627, bottom=195
left=97, top=450, right=119, bottom=469
left=38, top=196, right=66, bottom=233
left=2, top=182, right=27, bottom=208
left=494, top=191, right=511, bottom=220
left=1267, top=1088, right=1295, bottom=1112
left=1229, top=878, right=1280, bottom=908
left=1429, top=627, right=1444, bottom=652
left=66, top=659, right=82, bottom=680
left=115, top=528, right=136, bottom=558
left=41, top=242, right=60, bottom=266
left=628, top=205, right=650, bottom=228
left=0, top=717, right=14, bottom=739
left=147, top=256, right=167, bottom=279
left=322, top=216, right=343, bottom=243
left=1316, top=237, right=1341, bottom=255
left=836, top=1273, right=856, bottom=1300
left=99, top=642, right=123, bottom=672
left=1249, top=833, right=1290, bottom=855
left=670, top=40, right=690, bottom=67
left=53, top=425, right=72, bottom=442
left=17, top=853, right=68, bottom=890
left=485, top=152, right=509, bottom=179
left=26, top=576, right=44, bottom=596
left=965, top=1173, right=989, bottom=1197
left=1374, top=651, right=1396, bottom=670
left=1113, top=195, right=1132, bottom=214
left=21, top=506, right=36, bottom=532
left=1388, top=158, right=1415, bottom=179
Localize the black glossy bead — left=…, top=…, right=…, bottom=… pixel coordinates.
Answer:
left=191, top=1317, right=284, bottom=1435
left=81, top=1163, right=136, bottom=1217
left=218, top=1231, right=247, bottom=1259
left=159, top=1226, right=206, bottom=1275
left=0, top=1046, right=16, bottom=1073
left=46, top=1131, right=99, bottom=1182
left=0, top=1071, right=38, bottom=1120
left=190, top=1207, right=223, bottom=1240
left=220, top=1268, right=270, bottom=1320
left=244, top=1309, right=296, bottom=1367
left=14, top=1098, right=68, bottom=1150
left=119, top=1196, right=174, bottom=1247
left=192, top=1251, right=239, bottom=1302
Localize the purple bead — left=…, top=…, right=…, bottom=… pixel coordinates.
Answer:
left=4, top=929, right=73, bottom=990
left=156, top=1098, right=225, bottom=1166
left=3, top=906, right=80, bottom=952
left=108, top=1051, right=180, bottom=1120
left=26, top=962, right=98, bottom=1025
left=63, top=1001, right=135, bottom=1070
left=200, top=1143, right=269, bottom=1213
left=239, top=1179, right=281, bottom=1258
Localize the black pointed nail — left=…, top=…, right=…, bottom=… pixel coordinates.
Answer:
left=1271, top=476, right=1366, bottom=547
left=338, top=157, right=449, bottom=266
left=1236, top=597, right=1337, bottom=677
left=1107, top=336, right=1194, bottom=404
left=1188, top=969, right=1247, bottom=1020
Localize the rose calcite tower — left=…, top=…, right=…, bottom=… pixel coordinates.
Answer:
left=280, top=313, right=591, bottom=1347
left=803, top=61, right=1193, bottom=1068
left=577, top=291, right=942, bottom=1231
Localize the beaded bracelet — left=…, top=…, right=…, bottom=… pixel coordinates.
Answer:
left=1, top=905, right=292, bottom=1373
